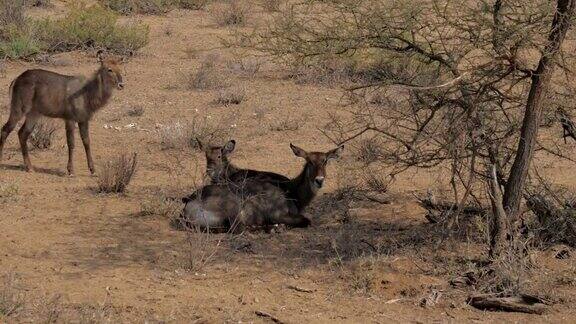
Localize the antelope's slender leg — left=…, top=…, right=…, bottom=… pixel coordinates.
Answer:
left=18, top=113, right=40, bottom=172
left=78, top=121, right=95, bottom=175
left=65, top=120, right=75, bottom=176
left=0, top=112, right=22, bottom=162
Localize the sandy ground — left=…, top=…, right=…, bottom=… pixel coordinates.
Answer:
left=1, top=2, right=576, bottom=323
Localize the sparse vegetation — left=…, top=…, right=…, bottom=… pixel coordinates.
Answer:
left=355, top=138, right=382, bottom=165
left=0, top=183, right=18, bottom=203
left=185, top=56, right=229, bottom=90
left=0, top=273, right=24, bottom=318
left=260, top=0, right=281, bottom=12
left=269, top=116, right=301, bottom=132
left=29, top=0, right=52, bottom=7
left=214, top=86, right=246, bottom=106
left=1, top=3, right=149, bottom=59
left=176, top=0, right=210, bottom=10
left=226, top=57, right=262, bottom=78
left=99, top=0, right=169, bottom=15
left=35, top=4, right=149, bottom=55
left=97, top=152, right=138, bottom=193
left=157, top=117, right=230, bottom=150
left=126, top=106, right=145, bottom=117
left=140, top=193, right=181, bottom=218
left=101, top=0, right=210, bottom=14
left=210, top=0, right=250, bottom=27
left=29, top=118, right=57, bottom=150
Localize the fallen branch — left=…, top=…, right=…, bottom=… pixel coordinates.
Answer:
left=287, top=284, right=315, bottom=293
left=467, top=294, right=548, bottom=314
left=255, top=310, right=285, bottom=323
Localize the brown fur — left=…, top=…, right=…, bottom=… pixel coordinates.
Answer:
left=0, top=52, right=124, bottom=175
left=179, top=144, right=344, bottom=230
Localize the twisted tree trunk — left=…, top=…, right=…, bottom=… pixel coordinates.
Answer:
left=493, top=0, right=575, bottom=257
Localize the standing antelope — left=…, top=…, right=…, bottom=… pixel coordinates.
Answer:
left=179, top=143, right=344, bottom=230
left=0, top=51, right=124, bottom=175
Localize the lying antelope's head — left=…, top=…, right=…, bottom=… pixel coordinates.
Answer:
left=198, top=139, right=236, bottom=182
left=98, top=51, right=124, bottom=90
left=290, top=143, right=344, bottom=190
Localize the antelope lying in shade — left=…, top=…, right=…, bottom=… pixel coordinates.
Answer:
left=0, top=51, right=125, bottom=176
left=179, top=143, right=344, bottom=231
left=198, top=139, right=290, bottom=189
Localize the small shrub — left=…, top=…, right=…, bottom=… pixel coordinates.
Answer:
left=0, top=0, right=26, bottom=30
left=176, top=0, right=210, bottom=10
left=0, top=27, right=41, bottom=59
left=29, top=0, right=52, bottom=7
left=226, top=57, right=262, bottom=78
left=214, top=86, right=246, bottom=106
left=210, top=1, right=250, bottom=27
left=260, top=0, right=281, bottom=12
left=291, top=58, right=359, bottom=86
left=140, top=194, right=181, bottom=218
left=97, top=152, right=138, bottom=193
left=126, top=106, right=145, bottom=117
left=34, top=4, right=149, bottom=55
left=363, top=171, right=389, bottom=193
left=0, top=272, right=24, bottom=317
left=29, top=118, right=57, bottom=150
left=356, top=138, right=382, bottom=164
left=185, top=57, right=229, bottom=90
left=269, top=116, right=300, bottom=131
left=100, top=0, right=169, bottom=15
left=0, top=183, right=18, bottom=203
left=157, top=117, right=230, bottom=150
left=182, top=224, right=227, bottom=272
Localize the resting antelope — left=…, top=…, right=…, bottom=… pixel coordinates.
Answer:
left=0, top=51, right=124, bottom=175
left=179, top=143, right=344, bottom=230
left=198, top=139, right=290, bottom=188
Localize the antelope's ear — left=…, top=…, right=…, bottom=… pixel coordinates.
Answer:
left=327, top=145, right=344, bottom=160
left=96, top=50, right=105, bottom=63
left=222, top=140, right=236, bottom=155
left=290, top=143, right=307, bottom=159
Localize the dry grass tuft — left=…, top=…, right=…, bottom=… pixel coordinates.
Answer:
left=260, top=0, right=281, bottom=12
left=226, top=57, right=262, bottom=78
left=215, top=86, right=246, bottom=106
left=29, top=118, right=57, bottom=150
left=29, top=0, right=52, bottom=7
left=0, top=183, right=18, bottom=203
left=157, top=117, right=230, bottom=150
left=177, top=0, right=210, bottom=10
left=97, top=152, right=138, bottom=193
left=356, top=138, right=382, bottom=165
left=269, top=116, right=301, bottom=131
left=0, top=272, right=24, bottom=318
left=210, top=1, right=250, bottom=27
left=181, top=225, right=228, bottom=273
left=126, top=106, right=145, bottom=117
left=140, top=193, right=181, bottom=219
left=185, top=56, right=229, bottom=90
left=0, top=0, right=26, bottom=29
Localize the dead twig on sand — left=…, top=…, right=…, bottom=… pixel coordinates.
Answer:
left=287, top=284, right=314, bottom=293
left=255, top=310, right=285, bottom=323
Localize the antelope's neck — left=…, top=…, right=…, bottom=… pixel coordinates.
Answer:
left=82, top=68, right=113, bottom=113
left=289, top=162, right=316, bottom=212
